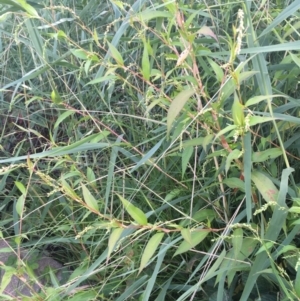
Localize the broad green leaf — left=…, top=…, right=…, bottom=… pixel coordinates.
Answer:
left=290, top=53, right=300, bottom=68
left=142, top=40, right=150, bottom=81
left=86, top=167, right=96, bottom=187
left=220, top=71, right=258, bottom=103
left=182, top=146, right=193, bottom=179
left=255, top=241, right=274, bottom=256
left=214, top=124, right=237, bottom=140
left=51, top=89, right=63, bottom=104
left=245, top=95, right=283, bottom=107
left=85, top=75, right=117, bottom=86
left=71, top=49, right=88, bottom=60
left=192, top=209, right=216, bottom=223
left=107, top=228, right=123, bottom=262
left=181, top=228, right=192, bottom=245
left=289, top=207, right=300, bottom=214
left=249, top=116, right=274, bottom=126
left=15, top=0, right=39, bottom=17
left=139, top=232, right=164, bottom=274
left=252, top=148, right=282, bottom=163
left=16, top=195, right=25, bottom=216
left=0, top=267, right=15, bottom=295
left=107, top=41, right=124, bottom=65
left=182, top=137, right=204, bottom=148
left=133, top=10, right=172, bottom=22
left=117, top=194, right=147, bottom=225
left=223, top=178, right=245, bottom=192
left=174, top=230, right=209, bottom=256
left=225, top=149, right=242, bottom=174
left=15, top=181, right=26, bottom=194
left=207, top=58, right=224, bottom=82
left=202, top=134, right=214, bottom=151
left=251, top=170, right=278, bottom=203
left=232, top=93, right=244, bottom=126
left=82, top=184, right=99, bottom=212
left=232, top=228, right=243, bottom=259
left=54, top=111, right=74, bottom=129
left=167, top=88, right=195, bottom=136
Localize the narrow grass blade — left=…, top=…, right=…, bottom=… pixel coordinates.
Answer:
left=130, top=138, right=164, bottom=173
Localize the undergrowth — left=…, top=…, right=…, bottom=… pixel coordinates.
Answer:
left=1, top=0, right=300, bottom=300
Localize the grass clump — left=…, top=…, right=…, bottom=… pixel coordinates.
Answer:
left=1, top=0, right=300, bottom=300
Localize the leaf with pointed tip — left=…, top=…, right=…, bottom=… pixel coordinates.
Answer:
left=107, top=41, right=124, bottom=65
left=167, top=88, right=195, bottom=136
left=252, top=170, right=278, bottom=203
left=139, top=232, right=164, bottom=274
left=117, top=194, right=147, bottom=225
left=82, top=184, right=99, bottom=212
left=107, top=228, right=124, bottom=262
left=174, top=230, right=209, bottom=256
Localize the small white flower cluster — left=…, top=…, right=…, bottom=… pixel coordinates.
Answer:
left=235, top=9, right=245, bottom=55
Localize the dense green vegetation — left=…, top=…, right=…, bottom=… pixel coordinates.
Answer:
left=1, top=0, right=300, bottom=300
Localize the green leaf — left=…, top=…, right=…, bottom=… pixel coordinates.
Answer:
left=181, top=228, right=192, bottom=245
left=142, top=40, right=151, bottom=81
left=133, top=10, right=172, bottom=22
left=174, top=230, right=209, bottom=256
left=223, top=178, right=245, bottom=192
left=139, top=232, right=164, bottom=274
left=231, top=93, right=244, bottom=126
left=107, top=41, right=124, bottom=65
left=54, top=111, right=74, bottom=129
left=82, top=184, right=99, bottom=212
left=207, top=58, right=223, bottom=82
left=107, top=228, right=124, bottom=262
left=252, top=148, right=283, bottom=163
left=255, top=241, right=274, bottom=256
left=15, top=0, right=39, bottom=17
left=117, top=194, right=148, bottom=225
left=249, top=116, right=275, bottom=126
left=70, top=49, right=88, bottom=60
left=16, top=195, right=25, bottom=216
left=225, top=149, right=242, bottom=174
left=232, top=228, right=243, bottom=259
left=51, top=89, right=63, bottom=104
left=85, top=75, right=117, bottom=86
left=15, top=181, right=26, bottom=194
left=167, top=88, right=195, bottom=136
left=181, top=146, right=193, bottom=179
left=245, top=95, right=283, bottom=107
left=251, top=170, right=278, bottom=203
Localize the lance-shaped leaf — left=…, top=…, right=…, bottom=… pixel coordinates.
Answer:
left=107, top=228, right=124, bottom=262
left=252, top=148, right=282, bottom=163
left=232, top=93, right=244, bottom=126
left=142, top=40, right=150, bottom=80
left=139, top=232, right=164, bottom=274
left=251, top=170, right=278, bottom=203
left=107, top=41, right=124, bottom=66
left=82, top=184, right=99, bottom=212
left=174, top=229, right=209, bottom=256
left=167, top=88, right=195, bottom=136
left=117, top=194, right=147, bottom=225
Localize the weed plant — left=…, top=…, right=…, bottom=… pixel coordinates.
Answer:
left=1, top=0, right=300, bottom=300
